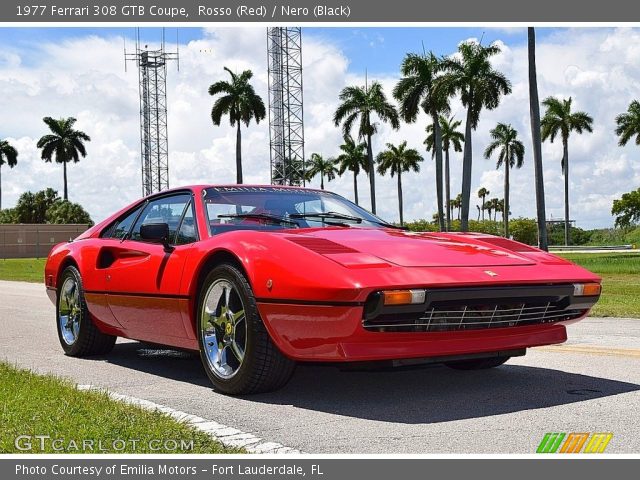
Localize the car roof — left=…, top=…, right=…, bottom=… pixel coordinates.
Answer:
left=144, top=184, right=326, bottom=200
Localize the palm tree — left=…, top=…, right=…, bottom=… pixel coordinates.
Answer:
left=451, top=193, right=462, bottom=221
left=528, top=28, right=549, bottom=251
left=440, top=41, right=512, bottom=231
left=615, top=100, right=640, bottom=147
left=306, top=153, right=337, bottom=190
left=209, top=67, right=266, bottom=184
left=334, top=135, right=368, bottom=204
left=425, top=115, right=464, bottom=231
left=497, top=198, right=505, bottom=221
left=484, top=198, right=494, bottom=222
left=394, top=52, right=450, bottom=231
left=376, top=141, right=423, bottom=226
left=477, top=187, right=490, bottom=221
left=0, top=139, right=18, bottom=211
left=484, top=123, right=524, bottom=238
left=488, top=198, right=501, bottom=222
left=541, top=96, right=593, bottom=245
left=334, top=81, right=400, bottom=214
left=37, top=117, right=90, bottom=201
left=476, top=204, right=481, bottom=221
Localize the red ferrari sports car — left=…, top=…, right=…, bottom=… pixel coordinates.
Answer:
left=45, top=185, right=601, bottom=394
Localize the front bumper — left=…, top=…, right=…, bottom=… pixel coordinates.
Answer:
left=256, top=284, right=598, bottom=362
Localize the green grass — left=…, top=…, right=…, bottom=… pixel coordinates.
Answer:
left=0, top=362, right=243, bottom=453
left=0, top=258, right=46, bottom=282
left=560, top=252, right=640, bottom=318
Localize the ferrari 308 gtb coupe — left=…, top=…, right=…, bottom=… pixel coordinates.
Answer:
left=46, top=185, right=601, bottom=394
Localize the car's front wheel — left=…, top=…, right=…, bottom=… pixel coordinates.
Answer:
left=197, top=263, right=295, bottom=395
left=444, top=356, right=511, bottom=370
left=56, top=265, right=116, bottom=356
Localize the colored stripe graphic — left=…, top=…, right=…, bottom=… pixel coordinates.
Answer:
left=584, top=433, right=613, bottom=453
left=537, top=433, right=565, bottom=453
left=560, top=433, right=589, bottom=453
left=537, top=432, right=613, bottom=453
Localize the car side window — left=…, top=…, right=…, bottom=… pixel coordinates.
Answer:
left=175, top=201, right=197, bottom=245
left=102, top=204, right=144, bottom=240
left=129, top=194, right=191, bottom=243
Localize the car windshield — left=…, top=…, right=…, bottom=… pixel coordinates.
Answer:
left=203, top=186, right=393, bottom=235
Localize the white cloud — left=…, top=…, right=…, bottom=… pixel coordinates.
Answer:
left=0, top=27, right=639, bottom=229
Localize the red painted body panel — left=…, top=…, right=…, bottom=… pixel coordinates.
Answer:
left=256, top=302, right=576, bottom=361
left=45, top=185, right=601, bottom=362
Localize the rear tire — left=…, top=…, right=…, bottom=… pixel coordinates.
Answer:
left=56, top=265, right=116, bottom=356
left=444, top=356, right=510, bottom=370
left=197, top=263, right=295, bottom=395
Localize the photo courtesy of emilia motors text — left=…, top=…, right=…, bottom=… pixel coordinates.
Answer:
left=0, top=0, right=639, bottom=478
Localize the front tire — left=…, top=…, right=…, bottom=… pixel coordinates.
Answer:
left=56, top=265, right=116, bottom=356
left=444, top=356, right=510, bottom=370
left=197, top=263, right=295, bottom=395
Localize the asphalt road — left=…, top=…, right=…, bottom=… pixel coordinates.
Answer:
left=1, top=280, right=639, bottom=454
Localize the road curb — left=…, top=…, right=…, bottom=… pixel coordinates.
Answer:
left=77, top=385, right=304, bottom=454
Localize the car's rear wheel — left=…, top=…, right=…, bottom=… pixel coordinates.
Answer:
left=444, top=356, right=510, bottom=370
left=197, top=263, right=295, bottom=395
left=56, top=265, right=116, bottom=356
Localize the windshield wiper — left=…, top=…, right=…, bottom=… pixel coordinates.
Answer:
left=218, top=213, right=299, bottom=227
left=289, top=211, right=363, bottom=223
left=370, top=219, right=408, bottom=230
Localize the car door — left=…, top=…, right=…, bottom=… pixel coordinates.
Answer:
left=101, top=192, right=198, bottom=344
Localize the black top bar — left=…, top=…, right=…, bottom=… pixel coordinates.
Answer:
left=3, top=0, right=640, bottom=23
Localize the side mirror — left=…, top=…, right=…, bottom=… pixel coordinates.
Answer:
left=140, top=223, right=174, bottom=252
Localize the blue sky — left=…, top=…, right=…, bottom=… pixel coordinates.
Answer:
left=0, top=26, right=558, bottom=74
left=0, top=26, right=638, bottom=228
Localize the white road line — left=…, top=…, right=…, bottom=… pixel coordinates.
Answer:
left=77, top=385, right=303, bottom=454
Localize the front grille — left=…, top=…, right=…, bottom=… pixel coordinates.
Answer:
left=363, top=301, right=586, bottom=333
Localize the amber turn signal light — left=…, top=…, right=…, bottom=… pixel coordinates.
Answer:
left=382, top=289, right=426, bottom=306
left=573, top=282, right=601, bottom=296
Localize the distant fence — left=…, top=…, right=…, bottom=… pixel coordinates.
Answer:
left=549, top=245, right=635, bottom=251
left=0, top=224, right=90, bottom=259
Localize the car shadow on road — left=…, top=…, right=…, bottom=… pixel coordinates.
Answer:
left=103, top=341, right=640, bottom=424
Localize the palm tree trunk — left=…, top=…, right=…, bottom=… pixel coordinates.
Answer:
left=528, top=27, right=549, bottom=251
left=563, top=140, right=570, bottom=246
left=353, top=172, right=359, bottom=205
left=460, top=101, right=474, bottom=232
left=444, top=149, right=451, bottom=231
left=366, top=132, right=376, bottom=214
left=63, top=161, right=68, bottom=201
left=397, top=171, right=403, bottom=226
left=433, top=114, right=445, bottom=232
left=504, top=161, right=510, bottom=238
left=481, top=194, right=485, bottom=221
left=236, top=122, right=243, bottom=184
left=320, top=173, right=325, bottom=190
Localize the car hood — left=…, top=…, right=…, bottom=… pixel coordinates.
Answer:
left=282, top=228, right=537, bottom=267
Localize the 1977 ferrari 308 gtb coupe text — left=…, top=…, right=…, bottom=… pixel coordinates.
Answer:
left=45, top=185, right=601, bottom=394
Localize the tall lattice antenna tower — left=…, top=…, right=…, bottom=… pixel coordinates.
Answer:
left=125, top=29, right=179, bottom=196
left=267, top=27, right=305, bottom=186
